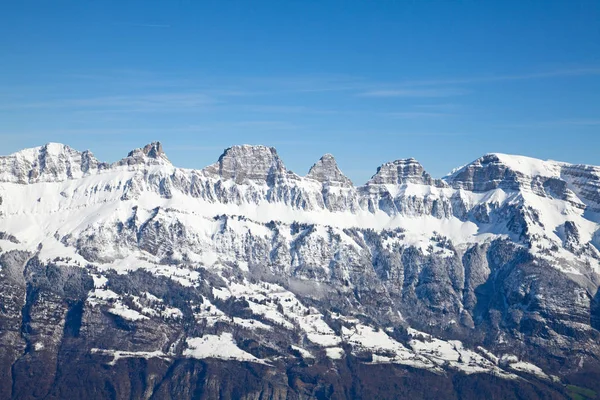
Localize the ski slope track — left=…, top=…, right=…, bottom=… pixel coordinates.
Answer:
left=1, top=141, right=600, bottom=399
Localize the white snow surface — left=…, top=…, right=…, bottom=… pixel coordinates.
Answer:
left=491, top=153, right=563, bottom=178
left=508, top=361, right=550, bottom=380
left=91, top=348, right=169, bottom=366
left=184, top=333, right=268, bottom=364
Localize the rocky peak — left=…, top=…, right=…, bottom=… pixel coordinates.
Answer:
left=140, top=142, right=166, bottom=159
left=367, top=158, right=446, bottom=187
left=560, top=221, right=581, bottom=252
left=203, top=144, right=294, bottom=185
left=307, top=154, right=352, bottom=187
left=445, top=154, right=516, bottom=192
left=445, top=153, right=563, bottom=193
left=0, top=142, right=107, bottom=183
left=115, top=142, right=170, bottom=167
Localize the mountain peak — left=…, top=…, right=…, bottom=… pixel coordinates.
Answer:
left=203, top=144, right=294, bottom=184
left=8, top=142, right=75, bottom=159
left=445, top=153, right=563, bottom=192
left=140, top=141, right=166, bottom=159
left=367, top=158, right=446, bottom=187
left=307, top=153, right=352, bottom=186
left=116, top=141, right=171, bottom=167
left=0, top=142, right=107, bottom=183
left=40, top=142, right=73, bottom=154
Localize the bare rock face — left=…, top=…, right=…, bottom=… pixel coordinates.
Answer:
left=115, top=141, right=171, bottom=166
left=560, top=221, right=581, bottom=251
left=561, top=164, right=600, bottom=211
left=307, top=154, right=352, bottom=187
left=447, top=154, right=524, bottom=192
left=203, top=145, right=297, bottom=185
left=367, top=158, right=447, bottom=187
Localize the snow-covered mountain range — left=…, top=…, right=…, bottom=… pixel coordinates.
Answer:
left=1, top=142, right=599, bottom=399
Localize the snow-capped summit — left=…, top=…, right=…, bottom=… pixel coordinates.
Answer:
left=306, top=153, right=352, bottom=187
left=445, top=153, right=600, bottom=211
left=367, top=158, right=446, bottom=187
left=445, top=153, right=562, bottom=192
left=0, top=142, right=108, bottom=183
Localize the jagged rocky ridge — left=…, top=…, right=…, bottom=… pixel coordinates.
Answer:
left=1, top=142, right=600, bottom=399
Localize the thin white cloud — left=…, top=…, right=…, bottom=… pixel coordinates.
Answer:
left=229, top=66, right=600, bottom=96
left=233, top=104, right=342, bottom=114
left=232, top=120, right=298, bottom=129
left=397, top=67, right=600, bottom=87
left=237, top=74, right=367, bottom=94
left=0, top=93, right=217, bottom=112
left=112, top=22, right=171, bottom=28
left=413, top=103, right=462, bottom=110
left=0, top=126, right=214, bottom=137
left=384, top=111, right=455, bottom=118
left=315, top=129, right=470, bottom=137
left=505, top=119, right=600, bottom=128
left=359, top=88, right=466, bottom=98
left=10, top=66, right=599, bottom=105
left=554, top=119, right=600, bottom=126
left=182, top=121, right=300, bottom=131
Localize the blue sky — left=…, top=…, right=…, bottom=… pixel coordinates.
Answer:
left=1, top=0, right=599, bottom=184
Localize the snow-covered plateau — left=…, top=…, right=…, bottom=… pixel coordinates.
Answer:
left=1, top=142, right=599, bottom=399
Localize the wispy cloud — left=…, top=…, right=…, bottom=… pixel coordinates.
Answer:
left=2, top=66, right=598, bottom=128
left=112, top=22, right=171, bottom=29
left=235, top=66, right=600, bottom=97
left=0, top=93, right=217, bottom=112
left=182, top=120, right=300, bottom=131
left=397, top=67, right=600, bottom=87
left=386, top=131, right=470, bottom=137
left=359, top=88, right=466, bottom=98
left=384, top=111, right=456, bottom=118
left=233, top=104, right=342, bottom=114
left=230, top=66, right=600, bottom=97
left=413, top=103, right=462, bottom=110
left=232, top=120, right=298, bottom=129
left=10, top=66, right=599, bottom=104
left=237, top=74, right=367, bottom=94
left=505, top=118, right=600, bottom=128
left=562, top=119, right=600, bottom=126
left=0, top=127, right=196, bottom=138
left=316, top=129, right=471, bottom=138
